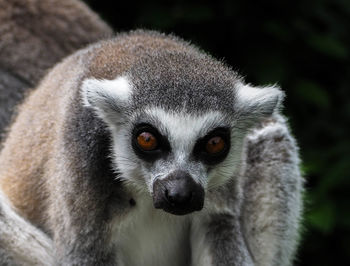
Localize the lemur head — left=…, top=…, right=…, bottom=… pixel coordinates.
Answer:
left=82, top=49, right=283, bottom=215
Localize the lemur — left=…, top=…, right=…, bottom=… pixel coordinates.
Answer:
left=0, top=29, right=303, bottom=266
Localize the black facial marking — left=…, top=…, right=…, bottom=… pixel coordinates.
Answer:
left=131, top=123, right=171, bottom=162
left=192, top=127, right=231, bottom=165
left=129, top=198, right=136, bottom=207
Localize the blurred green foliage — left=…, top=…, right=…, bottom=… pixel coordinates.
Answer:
left=85, top=0, right=350, bottom=264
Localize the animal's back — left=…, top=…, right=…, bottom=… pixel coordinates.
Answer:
left=0, top=0, right=112, bottom=140
left=0, top=50, right=84, bottom=228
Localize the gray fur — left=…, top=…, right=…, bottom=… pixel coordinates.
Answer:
left=128, top=50, right=240, bottom=113
left=0, top=0, right=112, bottom=142
left=0, top=14, right=303, bottom=266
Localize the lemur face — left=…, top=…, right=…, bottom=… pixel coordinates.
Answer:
left=82, top=77, right=243, bottom=215
left=82, top=57, right=282, bottom=215
left=127, top=109, right=239, bottom=215
left=111, top=107, right=249, bottom=215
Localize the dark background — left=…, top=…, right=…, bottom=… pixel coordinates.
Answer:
left=84, top=0, right=350, bottom=265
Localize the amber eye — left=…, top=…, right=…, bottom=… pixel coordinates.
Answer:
left=205, top=136, right=225, bottom=154
left=136, top=132, right=158, bottom=151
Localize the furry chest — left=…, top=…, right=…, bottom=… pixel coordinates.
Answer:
left=112, top=196, right=191, bottom=266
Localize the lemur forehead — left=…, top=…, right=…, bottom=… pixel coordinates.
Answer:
left=135, top=108, right=227, bottom=140
left=127, top=52, right=240, bottom=114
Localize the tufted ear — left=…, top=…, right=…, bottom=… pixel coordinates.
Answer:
left=235, top=83, right=284, bottom=121
left=81, top=76, right=132, bottom=123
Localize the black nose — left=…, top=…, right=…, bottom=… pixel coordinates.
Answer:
left=153, top=170, right=205, bottom=215
left=165, top=176, right=194, bottom=205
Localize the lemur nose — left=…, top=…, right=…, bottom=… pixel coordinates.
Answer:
left=165, top=178, right=194, bottom=205
left=153, top=170, right=205, bottom=215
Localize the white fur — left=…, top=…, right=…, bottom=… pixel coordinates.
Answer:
left=190, top=214, right=214, bottom=266
left=112, top=191, right=191, bottom=266
left=82, top=76, right=132, bottom=105
left=81, top=76, right=132, bottom=121
left=143, top=108, right=224, bottom=145
left=235, top=83, right=284, bottom=115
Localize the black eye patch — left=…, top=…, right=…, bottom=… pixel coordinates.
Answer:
left=131, top=123, right=171, bottom=162
left=192, top=127, right=231, bottom=165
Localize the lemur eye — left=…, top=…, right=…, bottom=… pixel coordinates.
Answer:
left=206, top=136, right=225, bottom=154
left=132, top=123, right=171, bottom=162
left=192, top=127, right=230, bottom=165
left=137, top=132, right=158, bottom=151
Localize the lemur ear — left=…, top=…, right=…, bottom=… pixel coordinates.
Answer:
left=81, top=76, right=132, bottom=122
left=235, top=83, right=284, bottom=121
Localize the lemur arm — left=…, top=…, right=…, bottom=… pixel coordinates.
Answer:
left=241, top=114, right=303, bottom=266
